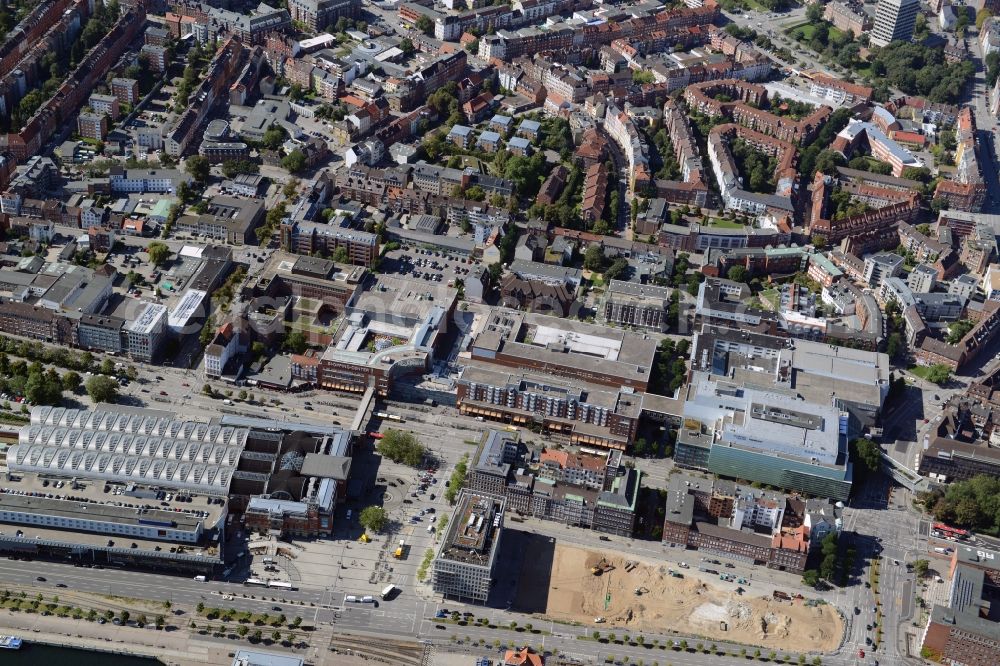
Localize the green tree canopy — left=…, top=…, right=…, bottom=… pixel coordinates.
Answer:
left=359, top=505, right=388, bottom=532
left=281, top=149, right=306, bottom=174
left=184, top=155, right=210, bottom=183
left=376, top=429, right=425, bottom=466
left=86, top=376, right=119, bottom=404
left=147, top=242, right=171, bottom=267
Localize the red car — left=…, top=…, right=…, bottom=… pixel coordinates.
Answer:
left=858, top=649, right=865, bottom=658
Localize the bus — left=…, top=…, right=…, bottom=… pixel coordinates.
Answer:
left=244, top=578, right=268, bottom=587
left=931, top=523, right=970, bottom=541
left=268, top=581, right=296, bottom=591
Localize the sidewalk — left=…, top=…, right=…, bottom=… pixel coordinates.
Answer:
left=0, top=610, right=219, bottom=665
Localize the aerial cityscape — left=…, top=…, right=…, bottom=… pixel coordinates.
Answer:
left=0, top=0, right=997, bottom=664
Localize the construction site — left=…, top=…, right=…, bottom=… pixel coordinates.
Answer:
left=518, top=544, right=844, bottom=654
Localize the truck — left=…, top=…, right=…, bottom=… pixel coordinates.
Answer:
left=394, top=539, right=406, bottom=559
left=381, top=584, right=398, bottom=600
left=193, top=575, right=207, bottom=582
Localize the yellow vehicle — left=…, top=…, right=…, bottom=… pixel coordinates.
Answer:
left=359, top=533, right=371, bottom=543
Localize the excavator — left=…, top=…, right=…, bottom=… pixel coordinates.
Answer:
left=590, top=558, right=615, bottom=576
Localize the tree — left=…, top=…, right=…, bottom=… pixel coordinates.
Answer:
left=603, top=257, right=629, bottom=282
left=416, top=15, right=433, bottom=35
left=583, top=244, right=604, bottom=272
left=924, top=364, right=952, bottom=385
left=147, top=242, right=171, bottom=267
left=376, top=429, right=426, bottom=466
left=802, top=569, right=820, bottom=588
left=332, top=246, right=350, bottom=264
left=852, top=438, right=881, bottom=474
left=726, top=265, right=748, bottom=283
left=185, top=155, right=210, bottom=183
left=85, top=376, right=119, bottom=404
left=912, top=559, right=930, bottom=578
left=237, top=625, right=250, bottom=637
left=978, top=8, right=993, bottom=29
left=811, top=234, right=827, bottom=250
left=359, top=505, right=388, bottom=532
left=262, top=124, right=287, bottom=151
left=281, top=149, right=306, bottom=174
left=285, top=330, right=308, bottom=354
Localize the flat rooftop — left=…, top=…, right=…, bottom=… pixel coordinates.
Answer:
left=0, top=471, right=225, bottom=528
left=439, top=491, right=504, bottom=568
left=683, top=372, right=846, bottom=467
left=471, top=309, right=657, bottom=386
left=347, top=273, right=458, bottom=327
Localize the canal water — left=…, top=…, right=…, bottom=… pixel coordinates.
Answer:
left=0, top=643, right=162, bottom=664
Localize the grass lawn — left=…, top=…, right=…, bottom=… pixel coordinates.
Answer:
left=908, top=366, right=934, bottom=381
left=785, top=22, right=813, bottom=39
left=708, top=218, right=746, bottom=229
left=759, top=288, right=780, bottom=311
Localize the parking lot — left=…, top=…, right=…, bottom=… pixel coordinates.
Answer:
left=251, top=444, right=453, bottom=610
left=382, top=246, right=484, bottom=289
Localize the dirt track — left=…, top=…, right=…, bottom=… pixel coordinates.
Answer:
left=530, top=544, right=843, bottom=653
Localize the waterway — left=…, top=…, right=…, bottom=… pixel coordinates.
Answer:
left=0, top=642, right=162, bottom=664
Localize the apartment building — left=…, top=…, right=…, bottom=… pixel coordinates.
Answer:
left=822, top=2, right=873, bottom=38
left=661, top=473, right=826, bottom=573
left=287, top=0, right=355, bottom=31
left=808, top=73, right=873, bottom=105
left=602, top=280, right=671, bottom=332
left=467, top=430, right=638, bottom=535
left=871, top=0, right=920, bottom=47
left=77, top=113, right=108, bottom=141
left=111, top=78, right=139, bottom=105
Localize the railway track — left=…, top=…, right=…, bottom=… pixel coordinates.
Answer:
left=327, top=632, right=427, bottom=665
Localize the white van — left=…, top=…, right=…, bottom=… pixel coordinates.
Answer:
left=361, top=595, right=374, bottom=603
left=345, top=595, right=359, bottom=603
left=427, top=524, right=435, bottom=533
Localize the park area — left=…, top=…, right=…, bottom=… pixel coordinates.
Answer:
left=517, top=544, right=843, bottom=654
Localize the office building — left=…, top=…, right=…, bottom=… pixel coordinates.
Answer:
left=675, top=373, right=853, bottom=500
left=457, top=363, right=644, bottom=450
left=318, top=274, right=458, bottom=395
left=921, top=545, right=1000, bottom=666
left=126, top=302, right=167, bottom=362
left=432, top=490, right=505, bottom=604
left=871, top=0, right=921, bottom=47
left=76, top=315, right=125, bottom=354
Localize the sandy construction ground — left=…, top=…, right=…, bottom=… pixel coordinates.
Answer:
left=528, top=544, right=843, bottom=653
